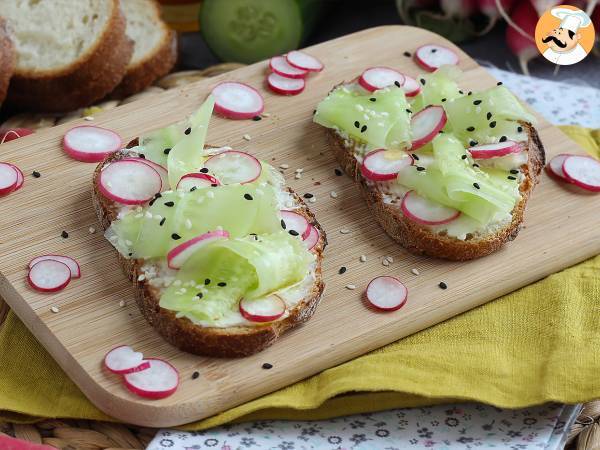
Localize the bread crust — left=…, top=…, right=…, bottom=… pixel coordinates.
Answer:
left=328, top=122, right=544, bottom=260
left=92, top=150, right=327, bottom=357
left=0, top=17, right=15, bottom=105
left=6, top=0, right=133, bottom=112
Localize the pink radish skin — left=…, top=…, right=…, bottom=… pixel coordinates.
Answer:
left=280, top=210, right=310, bottom=239
left=29, top=255, right=81, bottom=278
left=402, top=75, right=421, bottom=97
left=104, top=345, right=150, bottom=375
left=63, top=126, right=122, bottom=163
left=167, top=230, right=230, bottom=269
left=562, top=155, right=600, bottom=192
left=204, top=150, right=262, bottom=185
left=414, top=44, right=459, bottom=72
left=123, top=358, right=179, bottom=400
left=303, top=225, right=320, bottom=251
left=98, top=160, right=162, bottom=205
left=366, top=276, right=408, bottom=312
left=123, top=157, right=169, bottom=191
left=546, top=154, right=572, bottom=182
left=468, top=140, right=521, bottom=159
left=269, top=55, right=308, bottom=79
left=28, top=259, right=71, bottom=293
left=239, top=295, right=286, bottom=322
left=176, top=173, right=220, bottom=191
left=267, top=72, right=305, bottom=95
left=401, top=190, right=461, bottom=225
left=286, top=50, right=324, bottom=72
left=505, top=0, right=540, bottom=75
left=358, top=67, right=405, bottom=92
left=361, top=149, right=413, bottom=182
left=0, top=128, right=34, bottom=144
left=0, top=162, right=18, bottom=195
left=8, top=164, right=24, bottom=192
left=212, top=82, right=264, bottom=120
left=410, top=106, right=447, bottom=150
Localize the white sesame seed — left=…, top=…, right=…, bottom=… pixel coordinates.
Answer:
left=295, top=168, right=304, bottom=173
left=355, top=104, right=364, bottom=111
left=125, top=240, right=133, bottom=246
left=119, top=300, right=126, bottom=307
left=340, top=228, right=351, bottom=234
left=330, top=191, right=338, bottom=198
left=88, top=227, right=96, bottom=234
left=243, top=134, right=251, bottom=141
left=145, top=211, right=153, bottom=219
left=385, top=255, right=394, bottom=263
left=295, top=173, right=302, bottom=179
left=359, top=255, right=367, bottom=262
left=411, top=268, right=420, bottom=275
left=280, top=163, right=290, bottom=169
left=50, top=306, right=60, bottom=313
left=309, top=197, right=316, bottom=203
left=345, top=284, right=356, bottom=290
left=137, top=274, right=146, bottom=281
left=261, top=112, right=271, bottom=117
left=185, top=219, right=193, bottom=230
left=83, top=116, right=94, bottom=121
left=382, top=259, right=390, bottom=266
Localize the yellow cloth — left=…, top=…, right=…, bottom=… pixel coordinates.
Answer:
left=0, top=126, right=598, bottom=430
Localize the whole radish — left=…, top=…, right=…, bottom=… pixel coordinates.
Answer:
left=477, top=0, right=518, bottom=33
left=505, top=0, right=540, bottom=75
left=440, top=0, right=477, bottom=18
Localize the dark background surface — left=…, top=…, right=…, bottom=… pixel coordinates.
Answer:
left=180, top=0, right=600, bottom=88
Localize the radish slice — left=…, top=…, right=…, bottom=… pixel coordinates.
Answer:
left=267, top=72, right=305, bottom=95
left=414, top=44, right=459, bottom=72
left=280, top=210, right=310, bottom=239
left=269, top=55, right=308, bottom=79
left=176, top=173, right=220, bottom=191
left=358, top=67, right=405, bottom=92
left=104, top=345, right=150, bottom=375
left=286, top=50, right=324, bottom=72
left=366, top=276, right=408, bottom=311
left=167, top=230, right=230, bottom=269
left=239, top=295, right=286, bottom=322
left=98, top=160, right=162, bottom=205
left=402, top=75, right=421, bottom=97
left=212, top=82, right=264, bottom=120
left=410, top=106, right=447, bottom=150
left=0, top=127, right=34, bottom=144
left=401, top=190, right=461, bottom=225
left=360, top=149, right=413, bottom=182
left=9, top=164, right=24, bottom=192
left=123, top=358, right=179, bottom=399
left=0, top=162, right=18, bottom=195
left=123, top=158, right=169, bottom=191
left=29, top=255, right=81, bottom=278
left=63, top=126, right=122, bottom=163
left=546, top=154, right=571, bottom=182
left=303, top=225, right=320, bottom=251
left=28, top=259, right=71, bottom=293
left=468, top=141, right=521, bottom=159
left=562, top=155, right=600, bottom=192
left=204, top=150, right=262, bottom=184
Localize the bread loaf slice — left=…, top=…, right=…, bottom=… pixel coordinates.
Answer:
left=0, top=17, right=15, bottom=106
left=92, top=149, right=327, bottom=357
left=1, top=0, right=133, bottom=112
left=112, top=0, right=177, bottom=98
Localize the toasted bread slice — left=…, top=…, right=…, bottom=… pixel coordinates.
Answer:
left=112, top=0, right=177, bottom=98
left=1, top=0, right=133, bottom=112
left=328, top=122, right=545, bottom=261
left=0, top=17, right=14, bottom=106
left=92, top=149, right=326, bottom=357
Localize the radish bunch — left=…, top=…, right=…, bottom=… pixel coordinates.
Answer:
left=547, top=153, right=600, bottom=192
left=27, top=254, right=80, bottom=293
left=266, top=50, right=324, bottom=96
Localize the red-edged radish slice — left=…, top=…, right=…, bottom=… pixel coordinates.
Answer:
left=63, top=126, right=122, bottom=163
left=366, top=276, right=408, bottom=311
left=358, top=67, right=405, bottom=92
left=176, top=173, right=220, bottom=191
left=239, top=295, right=286, bottom=322
left=286, top=50, right=324, bottom=72
left=123, top=358, right=179, bottom=399
left=167, top=230, right=230, bottom=269
left=9, top=164, right=24, bottom=192
left=280, top=210, right=310, bottom=239
left=303, top=225, right=320, bottom=251
left=204, top=150, right=262, bottom=184
left=29, top=255, right=81, bottom=279
left=360, top=149, right=413, bottom=182
left=546, top=154, right=572, bottom=182
left=267, top=72, right=305, bottom=95
left=0, top=127, right=34, bottom=144
left=123, top=157, right=169, bottom=191
left=104, top=345, right=150, bottom=375
left=212, top=82, right=264, bottom=120
left=269, top=55, right=308, bottom=79
left=402, top=75, right=421, bottom=97
left=98, top=160, right=162, bottom=205
left=401, top=191, right=460, bottom=225
left=414, top=44, right=459, bottom=72
left=0, top=162, right=18, bottom=195
left=562, top=155, right=600, bottom=192
left=28, top=259, right=71, bottom=293
left=468, top=141, right=521, bottom=159
left=410, top=106, right=447, bottom=150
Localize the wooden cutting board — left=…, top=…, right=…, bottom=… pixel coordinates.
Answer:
left=0, top=26, right=598, bottom=427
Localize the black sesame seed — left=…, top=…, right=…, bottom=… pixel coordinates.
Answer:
left=197, top=292, right=203, bottom=299
left=507, top=176, right=517, bottom=180
left=439, top=281, right=448, bottom=289
left=473, top=163, right=480, bottom=168
left=499, top=136, right=507, bottom=142
left=338, top=266, right=347, bottom=274
left=412, top=153, right=419, bottom=160
left=211, top=183, right=218, bottom=187
left=369, top=97, right=376, bottom=102
left=262, top=362, right=273, bottom=369
left=163, top=148, right=171, bottom=155
left=192, top=371, right=200, bottom=379
left=466, top=126, right=475, bottom=132
left=354, top=121, right=360, bottom=128
left=420, top=78, right=426, bottom=85
left=510, top=169, right=519, bottom=174
left=473, top=182, right=480, bottom=189
left=431, top=48, right=437, bottom=53
left=61, top=231, right=69, bottom=239
left=489, top=121, right=497, bottom=128
left=517, top=126, right=523, bottom=133
left=281, top=219, right=286, bottom=229
left=128, top=253, right=133, bottom=257
left=164, top=201, right=175, bottom=207
left=252, top=115, right=262, bottom=121
left=459, top=90, right=464, bottom=94
left=218, top=282, right=226, bottom=287
left=497, top=81, right=503, bottom=86
left=303, top=193, right=313, bottom=199
left=461, top=155, right=467, bottom=160
left=289, top=230, right=300, bottom=236
left=360, top=125, right=368, bottom=133
left=200, top=167, right=209, bottom=173
left=171, top=233, right=181, bottom=240
left=406, top=109, right=412, bottom=114
left=469, top=140, right=478, bottom=146
left=32, top=171, right=41, bottom=178
left=205, top=278, right=211, bottom=285
left=244, top=193, right=253, bottom=200
left=139, top=154, right=146, bottom=159
left=184, top=127, right=191, bottom=135
left=394, top=80, right=401, bottom=88
left=334, top=168, right=343, bottom=176
left=486, top=112, right=492, bottom=120
left=441, top=98, right=447, bottom=102
left=473, top=100, right=482, bottom=105
left=416, top=166, right=426, bottom=171
left=159, top=217, right=166, bottom=226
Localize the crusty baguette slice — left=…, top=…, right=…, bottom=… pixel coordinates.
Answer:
left=328, top=122, right=545, bottom=261
left=1, top=0, right=133, bottom=112
left=92, top=149, right=326, bottom=357
left=112, top=0, right=177, bottom=98
left=0, top=17, right=14, bottom=106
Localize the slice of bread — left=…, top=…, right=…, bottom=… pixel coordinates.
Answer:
left=327, top=122, right=545, bottom=261
left=112, top=0, right=177, bottom=98
left=1, top=0, right=133, bottom=112
left=0, top=17, right=15, bottom=105
left=92, top=149, right=327, bottom=357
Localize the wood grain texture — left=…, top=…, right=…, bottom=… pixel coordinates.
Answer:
left=0, top=26, right=598, bottom=427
